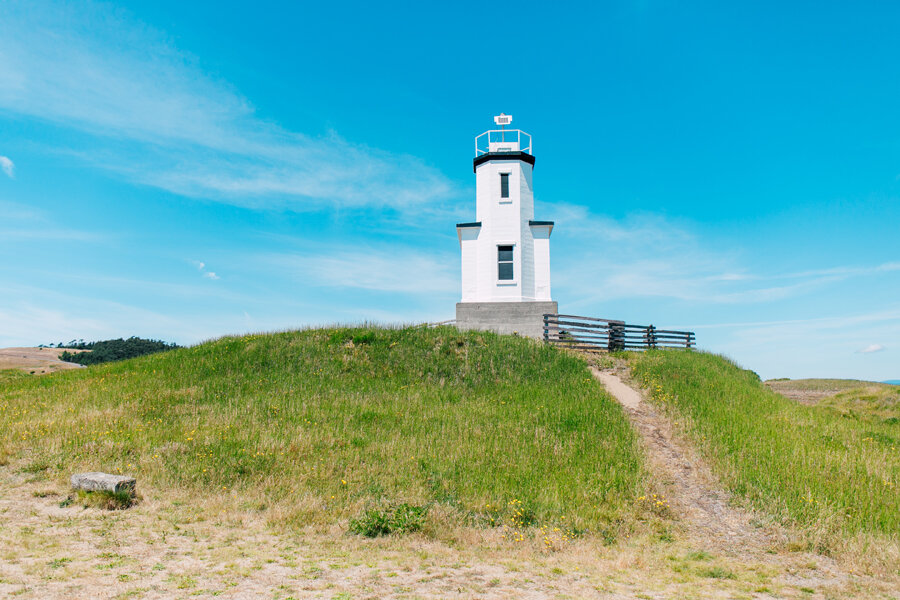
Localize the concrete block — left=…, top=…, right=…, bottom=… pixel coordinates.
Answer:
left=71, top=472, right=136, bottom=495
left=456, top=301, right=558, bottom=340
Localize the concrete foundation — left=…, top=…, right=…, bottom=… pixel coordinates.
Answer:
left=456, top=301, right=558, bottom=340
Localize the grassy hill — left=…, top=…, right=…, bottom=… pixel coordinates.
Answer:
left=0, top=326, right=645, bottom=536
left=629, top=351, right=899, bottom=550
left=766, top=378, right=900, bottom=423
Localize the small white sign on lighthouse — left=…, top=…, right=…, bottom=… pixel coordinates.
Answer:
left=455, top=115, right=557, bottom=339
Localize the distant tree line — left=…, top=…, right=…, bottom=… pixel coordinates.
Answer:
left=55, top=337, right=181, bottom=366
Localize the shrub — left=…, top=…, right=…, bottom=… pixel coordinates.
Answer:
left=349, top=503, right=428, bottom=537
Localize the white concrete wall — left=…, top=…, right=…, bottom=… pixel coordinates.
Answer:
left=518, top=167, right=536, bottom=300
left=459, top=154, right=552, bottom=304
left=473, top=158, right=533, bottom=302
left=458, top=227, right=480, bottom=302
left=531, top=225, right=552, bottom=301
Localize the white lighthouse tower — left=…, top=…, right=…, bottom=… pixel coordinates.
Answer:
left=455, top=114, right=557, bottom=338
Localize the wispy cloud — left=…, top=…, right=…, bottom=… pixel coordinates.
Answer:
left=268, top=247, right=457, bottom=295
left=551, top=204, right=899, bottom=307
left=0, top=279, right=305, bottom=347
left=0, top=300, right=186, bottom=347
left=0, top=200, right=106, bottom=243
left=0, top=156, right=13, bottom=178
left=693, top=307, right=900, bottom=379
left=0, top=200, right=42, bottom=220
left=552, top=208, right=744, bottom=306
left=858, top=343, right=885, bottom=354
left=0, top=228, right=104, bottom=242
left=190, top=260, right=219, bottom=280
left=774, top=262, right=900, bottom=280
left=0, top=2, right=456, bottom=211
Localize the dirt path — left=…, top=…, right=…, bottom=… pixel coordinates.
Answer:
left=589, top=359, right=878, bottom=595
left=593, top=366, right=771, bottom=553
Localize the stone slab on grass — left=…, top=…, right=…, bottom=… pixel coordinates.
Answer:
left=71, top=472, right=136, bottom=495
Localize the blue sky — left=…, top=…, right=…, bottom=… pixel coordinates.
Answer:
left=1, top=0, right=898, bottom=380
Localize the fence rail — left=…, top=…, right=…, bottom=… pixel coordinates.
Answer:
left=543, top=314, right=694, bottom=351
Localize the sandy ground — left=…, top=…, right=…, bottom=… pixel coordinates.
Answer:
left=0, top=347, right=86, bottom=375
left=764, top=383, right=843, bottom=404
left=1, top=363, right=897, bottom=598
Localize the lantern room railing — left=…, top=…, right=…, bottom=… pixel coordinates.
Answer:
left=475, top=129, right=532, bottom=156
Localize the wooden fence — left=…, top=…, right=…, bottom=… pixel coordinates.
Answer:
left=543, top=314, right=695, bottom=352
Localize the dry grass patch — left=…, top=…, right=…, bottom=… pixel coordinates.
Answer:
left=4, top=465, right=889, bottom=600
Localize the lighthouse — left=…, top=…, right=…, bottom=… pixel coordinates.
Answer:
left=455, top=114, right=557, bottom=339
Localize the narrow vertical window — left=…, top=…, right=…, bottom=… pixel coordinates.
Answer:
left=500, top=173, right=510, bottom=198
left=498, top=245, right=514, bottom=280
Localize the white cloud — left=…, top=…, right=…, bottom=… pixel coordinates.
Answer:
left=269, top=248, right=457, bottom=295
left=549, top=204, right=900, bottom=308
left=0, top=228, right=103, bottom=242
left=683, top=308, right=900, bottom=380
left=858, top=343, right=885, bottom=354
left=0, top=199, right=105, bottom=242
left=0, top=200, right=42, bottom=220
left=689, top=308, right=900, bottom=330
left=191, top=260, right=219, bottom=280
left=0, top=156, right=14, bottom=178
left=0, top=302, right=180, bottom=347
left=0, top=3, right=455, bottom=210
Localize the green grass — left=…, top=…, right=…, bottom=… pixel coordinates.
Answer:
left=68, top=489, right=136, bottom=510
left=0, top=326, right=645, bottom=533
left=630, top=350, right=899, bottom=541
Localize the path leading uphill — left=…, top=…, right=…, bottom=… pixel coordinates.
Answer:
left=589, top=359, right=869, bottom=596
left=591, top=364, right=770, bottom=555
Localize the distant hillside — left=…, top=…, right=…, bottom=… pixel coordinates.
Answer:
left=0, top=326, right=645, bottom=534
left=765, top=378, right=900, bottom=421
left=0, top=347, right=86, bottom=374
left=58, top=337, right=179, bottom=365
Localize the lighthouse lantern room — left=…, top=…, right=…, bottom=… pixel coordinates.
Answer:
left=455, top=114, right=557, bottom=339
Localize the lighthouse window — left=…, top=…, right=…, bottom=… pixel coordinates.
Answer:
left=498, top=245, right=514, bottom=280
left=499, top=173, right=510, bottom=198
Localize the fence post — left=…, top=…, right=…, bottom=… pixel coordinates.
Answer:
left=608, top=320, right=625, bottom=352
left=543, top=314, right=549, bottom=343
left=648, top=325, right=657, bottom=349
